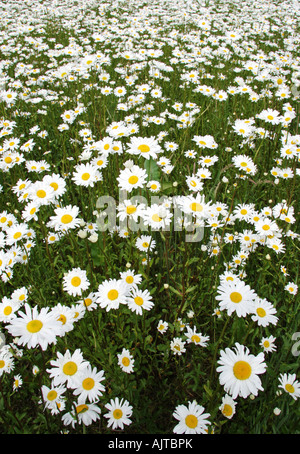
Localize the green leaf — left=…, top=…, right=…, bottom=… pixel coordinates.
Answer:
left=144, top=157, right=160, bottom=181
left=168, top=286, right=182, bottom=297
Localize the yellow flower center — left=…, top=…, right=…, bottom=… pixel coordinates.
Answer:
left=125, top=276, right=134, bottom=284
left=63, top=361, right=78, bottom=376
left=189, top=202, right=203, bottom=212
left=285, top=384, right=295, bottom=394
left=27, top=320, right=43, bottom=333
left=134, top=296, right=144, bottom=306
left=256, top=307, right=266, bottom=318
left=81, top=173, right=90, bottom=181
left=84, top=297, right=92, bottom=307
left=58, top=314, right=67, bottom=325
left=152, top=213, right=162, bottom=222
left=222, top=404, right=233, bottom=417
left=230, top=292, right=242, bottom=303
left=47, top=390, right=58, bottom=401
left=122, top=357, right=130, bottom=367
left=13, top=232, right=22, bottom=240
left=4, top=306, right=12, bottom=316
left=50, top=182, right=59, bottom=191
left=107, top=289, right=118, bottom=301
left=126, top=205, right=136, bottom=215
left=71, top=276, right=81, bottom=287
left=233, top=360, right=252, bottom=380
left=82, top=377, right=95, bottom=390
left=76, top=404, right=89, bottom=414
left=185, top=414, right=198, bottom=429
left=191, top=334, right=201, bottom=343
left=61, top=214, right=73, bottom=224
left=128, top=175, right=139, bottom=185
left=36, top=189, right=46, bottom=198
left=113, top=409, right=123, bottom=420
left=138, top=144, right=150, bottom=153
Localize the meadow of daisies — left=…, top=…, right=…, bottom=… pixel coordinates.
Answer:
left=0, top=0, right=299, bottom=435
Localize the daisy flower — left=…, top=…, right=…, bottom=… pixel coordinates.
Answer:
left=219, top=394, right=237, bottom=419
left=6, top=303, right=63, bottom=351
left=142, top=203, right=173, bottom=230
left=186, top=175, right=203, bottom=192
left=192, top=134, right=217, bottom=149
left=43, top=173, right=67, bottom=199
left=117, top=165, right=147, bottom=192
left=28, top=181, right=56, bottom=207
left=96, top=278, right=129, bottom=311
left=260, top=335, right=277, bottom=353
left=0, top=348, right=15, bottom=376
left=117, top=348, right=135, bottom=374
left=47, top=349, right=90, bottom=389
left=254, top=218, right=279, bottom=237
left=5, top=223, right=29, bottom=246
left=217, top=343, right=267, bottom=399
left=51, top=303, right=76, bottom=335
left=117, top=199, right=145, bottom=223
left=126, top=288, right=153, bottom=315
left=278, top=373, right=300, bottom=400
left=62, top=268, right=90, bottom=297
left=284, top=282, right=298, bottom=295
left=13, top=374, right=23, bottom=391
left=215, top=278, right=257, bottom=317
left=135, top=235, right=156, bottom=252
left=126, top=136, right=162, bottom=160
left=173, top=400, right=211, bottom=434
left=62, top=400, right=101, bottom=428
left=185, top=326, right=210, bottom=347
left=72, top=163, right=101, bottom=188
left=41, top=382, right=66, bottom=412
left=119, top=269, right=142, bottom=290
left=147, top=180, right=161, bottom=193
left=104, top=397, right=133, bottom=430
left=170, top=337, right=186, bottom=356
left=251, top=298, right=278, bottom=327
left=257, top=108, right=281, bottom=125
left=0, top=297, right=20, bottom=323
left=47, top=205, right=81, bottom=232
left=157, top=320, right=168, bottom=334
left=72, top=364, right=105, bottom=403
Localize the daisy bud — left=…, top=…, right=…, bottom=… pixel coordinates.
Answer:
left=274, top=407, right=281, bottom=415
left=88, top=233, right=98, bottom=243
left=78, top=230, right=87, bottom=239
left=124, top=159, right=134, bottom=169
left=164, top=283, right=169, bottom=289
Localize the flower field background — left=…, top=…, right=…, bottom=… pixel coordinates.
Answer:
left=0, top=0, right=299, bottom=434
